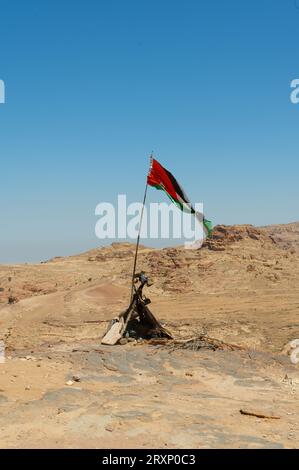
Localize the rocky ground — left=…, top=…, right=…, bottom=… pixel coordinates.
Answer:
left=0, top=223, right=299, bottom=448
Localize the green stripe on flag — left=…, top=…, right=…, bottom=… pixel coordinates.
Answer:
left=203, top=218, right=213, bottom=238
left=151, top=181, right=213, bottom=238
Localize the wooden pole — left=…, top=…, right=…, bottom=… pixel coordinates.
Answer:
left=130, top=155, right=152, bottom=300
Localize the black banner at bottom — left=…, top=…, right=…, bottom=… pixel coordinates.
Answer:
left=0, top=449, right=298, bottom=466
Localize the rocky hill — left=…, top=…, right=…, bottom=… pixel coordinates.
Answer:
left=261, top=222, right=299, bottom=253
left=0, top=223, right=299, bottom=448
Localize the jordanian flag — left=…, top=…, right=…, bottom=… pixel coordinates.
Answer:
left=147, top=158, right=213, bottom=238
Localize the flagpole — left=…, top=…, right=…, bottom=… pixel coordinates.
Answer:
left=130, top=155, right=153, bottom=301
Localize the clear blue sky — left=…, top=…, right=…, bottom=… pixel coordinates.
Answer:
left=0, top=0, right=298, bottom=263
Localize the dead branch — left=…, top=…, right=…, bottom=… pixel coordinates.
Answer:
left=240, top=409, right=280, bottom=419
left=152, top=335, right=244, bottom=352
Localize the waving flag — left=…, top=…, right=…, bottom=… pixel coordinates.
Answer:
left=147, top=158, right=213, bottom=238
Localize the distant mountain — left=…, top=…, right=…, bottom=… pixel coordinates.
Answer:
left=261, top=222, right=299, bottom=252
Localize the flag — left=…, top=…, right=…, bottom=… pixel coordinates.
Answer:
left=147, top=158, right=213, bottom=238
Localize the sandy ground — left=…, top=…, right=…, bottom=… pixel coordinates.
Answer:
left=0, top=224, right=299, bottom=448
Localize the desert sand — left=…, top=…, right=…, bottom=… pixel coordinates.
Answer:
left=0, top=223, right=298, bottom=448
